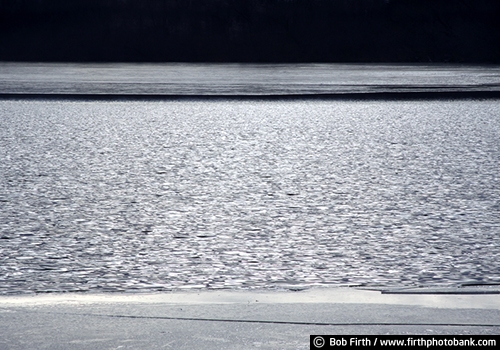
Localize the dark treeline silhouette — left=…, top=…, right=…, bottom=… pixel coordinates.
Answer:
left=1, top=0, right=499, bottom=62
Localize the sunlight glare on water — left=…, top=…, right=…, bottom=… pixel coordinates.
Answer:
left=0, top=98, right=499, bottom=294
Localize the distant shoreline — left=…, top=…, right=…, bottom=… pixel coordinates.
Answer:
left=2, top=91, right=500, bottom=101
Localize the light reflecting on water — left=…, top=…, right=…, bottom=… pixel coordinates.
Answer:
left=0, top=99, right=499, bottom=294
left=1, top=62, right=500, bottom=95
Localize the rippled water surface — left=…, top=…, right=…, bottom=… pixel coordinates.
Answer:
left=1, top=99, right=499, bottom=294
left=1, top=62, right=500, bottom=95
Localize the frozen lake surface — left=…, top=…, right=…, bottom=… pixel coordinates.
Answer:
left=1, top=96, right=499, bottom=294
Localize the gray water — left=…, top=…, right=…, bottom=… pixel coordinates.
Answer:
left=1, top=96, right=499, bottom=294
left=1, top=62, right=500, bottom=95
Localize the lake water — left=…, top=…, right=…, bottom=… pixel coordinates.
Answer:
left=0, top=64, right=499, bottom=294
left=1, top=62, right=500, bottom=95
